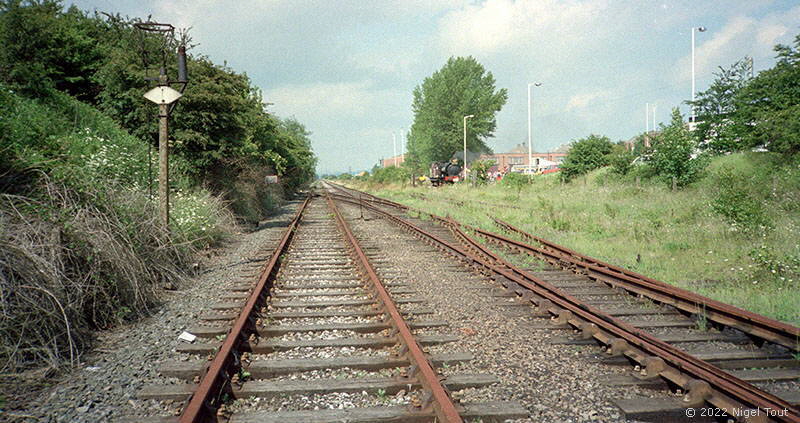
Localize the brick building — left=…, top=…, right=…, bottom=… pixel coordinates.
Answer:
left=380, top=154, right=405, bottom=168
left=479, top=143, right=567, bottom=170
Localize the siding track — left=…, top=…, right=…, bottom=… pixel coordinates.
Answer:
left=326, top=181, right=800, bottom=423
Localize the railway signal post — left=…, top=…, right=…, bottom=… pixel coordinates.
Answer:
left=135, top=22, right=189, bottom=230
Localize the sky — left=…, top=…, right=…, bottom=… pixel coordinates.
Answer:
left=69, top=0, right=800, bottom=175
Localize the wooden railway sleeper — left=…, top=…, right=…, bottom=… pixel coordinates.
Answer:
left=331, top=189, right=798, bottom=422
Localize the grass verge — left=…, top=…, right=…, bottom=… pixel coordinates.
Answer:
left=346, top=153, right=799, bottom=325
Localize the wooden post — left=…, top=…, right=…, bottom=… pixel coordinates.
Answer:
left=672, top=176, right=677, bottom=192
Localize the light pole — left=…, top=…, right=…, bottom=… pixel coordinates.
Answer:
left=652, top=103, right=656, bottom=132
left=392, top=132, right=397, bottom=167
left=463, top=114, right=474, bottom=175
left=527, top=82, right=542, bottom=174
left=399, top=127, right=405, bottom=163
left=645, top=102, right=649, bottom=148
left=691, top=26, right=706, bottom=124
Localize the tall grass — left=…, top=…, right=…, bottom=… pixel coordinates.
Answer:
left=352, top=153, right=799, bottom=325
left=0, top=87, right=235, bottom=372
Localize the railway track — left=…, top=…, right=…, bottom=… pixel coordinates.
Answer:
left=325, top=181, right=800, bottom=423
left=134, top=193, right=525, bottom=422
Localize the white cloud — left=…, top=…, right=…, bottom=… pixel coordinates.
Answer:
left=756, top=23, right=790, bottom=49
left=674, top=5, right=800, bottom=83
left=565, top=90, right=608, bottom=111
left=437, top=0, right=609, bottom=55
left=265, top=81, right=379, bottom=120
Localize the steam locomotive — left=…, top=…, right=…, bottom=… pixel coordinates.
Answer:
left=429, top=160, right=462, bottom=186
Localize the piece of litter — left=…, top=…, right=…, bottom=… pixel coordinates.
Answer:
left=85, top=366, right=100, bottom=371
left=178, top=331, right=197, bottom=343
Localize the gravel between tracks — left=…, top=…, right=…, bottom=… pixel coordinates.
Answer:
left=339, top=202, right=661, bottom=423
left=3, top=201, right=301, bottom=423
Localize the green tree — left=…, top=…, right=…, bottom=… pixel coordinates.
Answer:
left=559, top=134, right=613, bottom=181
left=405, top=56, right=507, bottom=173
left=649, top=108, right=707, bottom=187
left=0, top=1, right=318, bottom=204
left=608, top=144, right=635, bottom=176
left=732, top=33, right=800, bottom=157
left=688, top=58, right=753, bottom=153
left=0, top=1, right=104, bottom=99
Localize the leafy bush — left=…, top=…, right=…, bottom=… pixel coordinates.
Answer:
left=0, top=3, right=316, bottom=211
left=501, top=172, right=530, bottom=197
left=649, top=108, right=708, bottom=187
left=710, top=165, right=772, bottom=230
left=560, top=134, right=613, bottom=181
left=609, top=149, right=635, bottom=175
left=471, top=159, right=496, bottom=185
left=369, top=166, right=410, bottom=184
left=172, top=190, right=234, bottom=248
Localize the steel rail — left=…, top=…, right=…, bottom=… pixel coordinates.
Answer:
left=179, top=196, right=311, bottom=423
left=445, top=220, right=799, bottom=423
left=325, top=193, right=464, bottom=422
left=335, top=193, right=799, bottom=423
left=484, top=218, right=800, bottom=351
left=326, top=181, right=800, bottom=351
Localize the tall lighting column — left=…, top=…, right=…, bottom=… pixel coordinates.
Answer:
left=463, top=114, right=474, bottom=176
left=691, top=26, right=706, bottom=124
left=527, top=82, right=542, bottom=174
left=392, top=132, right=397, bottom=167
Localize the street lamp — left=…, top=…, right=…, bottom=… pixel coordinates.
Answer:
left=691, top=26, right=706, bottom=124
left=392, top=132, right=397, bottom=167
left=463, top=114, right=475, bottom=175
left=527, top=82, right=542, bottom=174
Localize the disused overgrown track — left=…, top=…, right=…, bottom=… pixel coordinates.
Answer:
left=326, top=181, right=800, bottom=423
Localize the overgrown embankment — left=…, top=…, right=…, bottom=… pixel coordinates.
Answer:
left=348, top=153, right=800, bottom=325
left=0, top=1, right=317, bottom=379
left=0, top=87, right=234, bottom=375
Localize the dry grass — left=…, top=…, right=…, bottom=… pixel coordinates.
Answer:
left=0, top=179, right=191, bottom=373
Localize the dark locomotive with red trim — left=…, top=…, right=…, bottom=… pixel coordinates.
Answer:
left=429, top=160, right=462, bottom=186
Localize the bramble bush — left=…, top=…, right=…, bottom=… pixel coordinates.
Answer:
left=710, top=165, right=772, bottom=231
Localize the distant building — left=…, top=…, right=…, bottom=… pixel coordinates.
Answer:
left=479, top=143, right=567, bottom=170
left=380, top=154, right=405, bottom=168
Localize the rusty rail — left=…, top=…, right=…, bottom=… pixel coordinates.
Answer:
left=486, top=218, right=800, bottom=352
left=179, top=196, right=311, bottom=423
left=326, top=181, right=800, bottom=351
left=325, top=193, right=463, bottom=422
left=329, top=189, right=799, bottom=423
left=445, top=220, right=799, bottom=423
